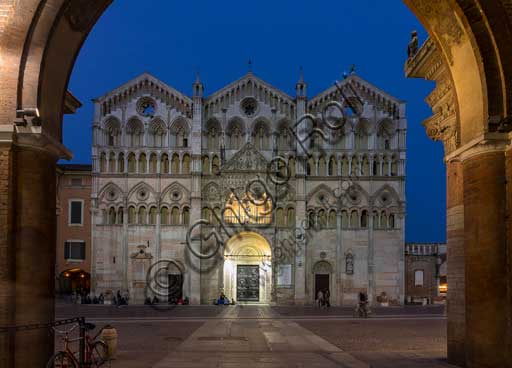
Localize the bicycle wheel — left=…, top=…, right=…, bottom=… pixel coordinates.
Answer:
left=90, top=340, right=109, bottom=366
left=46, top=351, right=77, bottom=368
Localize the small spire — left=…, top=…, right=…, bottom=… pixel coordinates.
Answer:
left=298, top=66, right=304, bottom=83
left=248, top=59, right=253, bottom=73
left=195, top=68, right=201, bottom=84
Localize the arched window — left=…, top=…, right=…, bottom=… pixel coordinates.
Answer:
left=318, top=156, right=326, bottom=176
left=117, top=207, right=124, bottom=224
left=182, top=154, right=191, bottom=174
left=171, top=154, right=180, bottom=174
left=391, top=159, right=398, bottom=176
left=350, top=156, right=358, bottom=176
left=252, top=120, right=270, bottom=150
left=108, top=152, right=116, bottom=173
left=161, top=153, right=169, bottom=174
left=182, top=207, right=190, bottom=225
left=350, top=210, right=359, bottom=228
left=341, top=210, right=348, bottom=228
left=128, top=206, right=136, bottom=224
left=381, top=211, right=388, bottom=228
left=276, top=208, right=285, bottom=227
left=372, top=159, right=379, bottom=176
left=414, top=270, right=424, bottom=287
left=108, top=207, right=116, bottom=225
left=341, top=157, right=349, bottom=176
left=138, top=153, right=147, bottom=174
left=138, top=206, right=147, bottom=225
left=308, top=211, right=315, bottom=229
left=126, top=118, right=144, bottom=147
left=117, top=152, right=125, bottom=173
left=328, top=157, right=336, bottom=176
left=127, top=153, right=136, bottom=173
left=383, top=158, right=390, bottom=177
left=160, top=207, right=169, bottom=225
left=99, top=153, right=107, bottom=172
left=307, top=157, right=315, bottom=176
left=354, top=119, right=369, bottom=149
left=170, top=119, right=189, bottom=148
left=148, top=119, right=166, bottom=147
left=149, top=206, right=157, bottom=225
left=289, top=157, right=296, bottom=177
left=377, top=119, right=394, bottom=150
left=171, top=207, right=180, bottom=225
left=202, top=156, right=210, bottom=175
left=212, top=155, right=220, bottom=174
left=206, top=120, right=221, bottom=151
left=373, top=211, right=379, bottom=229
left=202, top=207, right=211, bottom=223
left=226, top=119, right=245, bottom=150
left=361, top=156, right=370, bottom=176
left=104, top=118, right=121, bottom=147
left=389, top=214, right=395, bottom=229
left=149, top=153, right=157, bottom=174
left=361, top=210, right=368, bottom=228
left=329, top=210, right=337, bottom=228
left=287, top=207, right=295, bottom=227
left=278, top=125, right=293, bottom=150
left=318, top=209, right=327, bottom=229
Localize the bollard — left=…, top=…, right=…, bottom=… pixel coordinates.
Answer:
left=100, top=324, right=118, bottom=359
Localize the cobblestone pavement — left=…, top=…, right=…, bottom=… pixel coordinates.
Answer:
left=54, top=304, right=455, bottom=368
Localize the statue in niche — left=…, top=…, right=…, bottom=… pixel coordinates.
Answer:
left=345, top=252, right=354, bottom=275
left=407, top=30, right=419, bottom=58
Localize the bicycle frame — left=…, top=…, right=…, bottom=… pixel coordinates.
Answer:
left=53, top=323, right=104, bottom=367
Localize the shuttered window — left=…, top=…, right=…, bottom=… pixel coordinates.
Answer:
left=64, top=241, right=86, bottom=260
left=69, top=200, right=83, bottom=225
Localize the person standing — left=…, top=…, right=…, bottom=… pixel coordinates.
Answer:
left=316, top=290, right=324, bottom=308
left=324, top=288, right=330, bottom=308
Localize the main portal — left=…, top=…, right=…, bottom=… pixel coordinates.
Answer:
left=237, top=265, right=260, bottom=302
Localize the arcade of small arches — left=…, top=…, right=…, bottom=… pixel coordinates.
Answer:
left=306, top=208, right=398, bottom=230
left=97, top=151, right=193, bottom=175
left=100, top=204, right=191, bottom=226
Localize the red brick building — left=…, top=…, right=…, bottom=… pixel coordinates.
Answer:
left=405, top=243, right=446, bottom=304
left=56, top=164, right=92, bottom=294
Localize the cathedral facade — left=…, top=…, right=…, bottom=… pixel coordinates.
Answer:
left=91, top=70, right=406, bottom=306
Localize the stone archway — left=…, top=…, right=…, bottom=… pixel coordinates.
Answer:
left=223, top=232, right=272, bottom=304
left=1, top=1, right=512, bottom=367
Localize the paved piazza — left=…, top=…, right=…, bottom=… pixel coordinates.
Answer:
left=55, top=304, right=453, bottom=368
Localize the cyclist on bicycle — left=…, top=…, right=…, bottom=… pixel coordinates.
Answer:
left=357, top=292, right=368, bottom=317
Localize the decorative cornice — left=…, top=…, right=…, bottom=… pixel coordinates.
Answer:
left=15, top=125, right=72, bottom=159
left=445, top=133, right=511, bottom=163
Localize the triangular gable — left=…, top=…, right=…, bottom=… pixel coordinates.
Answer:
left=308, top=75, right=403, bottom=115
left=222, top=142, right=268, bottom=172
left=206, top=72, right=294, bottom=104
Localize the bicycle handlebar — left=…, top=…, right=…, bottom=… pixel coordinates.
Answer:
left=52, top=323, right=78, bottom=335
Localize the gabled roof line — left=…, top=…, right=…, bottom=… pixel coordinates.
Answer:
left=205, top=72, right=294, bottom=102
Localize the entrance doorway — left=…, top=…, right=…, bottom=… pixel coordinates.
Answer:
left=168, top=274, right=183, bottom=302
left=237, top=265, right=260, bottom=302
left=224, top=232, right=272, bottom=304
left=315, top=274, right=329, bottom=299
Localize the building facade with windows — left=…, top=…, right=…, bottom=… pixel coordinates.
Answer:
left=404, top=242, right=447, bottom=304
left=91, top=71, right=406, bottom=305
left=56, top=164, right=93, bottom=294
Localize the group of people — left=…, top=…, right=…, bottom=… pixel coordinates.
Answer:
left=70, top=290, right=104, bottom=305
left=145, top=295, right=190, bottom=305
left=215, top=292, right=231, bottom=305
left=316, top=289, right=331, bottom=308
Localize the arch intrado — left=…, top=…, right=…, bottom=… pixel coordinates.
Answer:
left=1, top=1, right=512, bottom=367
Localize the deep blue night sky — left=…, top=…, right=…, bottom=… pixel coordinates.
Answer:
left=63, top=0, right=445, bottom=243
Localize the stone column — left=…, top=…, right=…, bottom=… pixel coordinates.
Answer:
left=1, top=126, right=70, bottom=367
left=445, top=159, right=466, bottom=366
left=462, top=150, right=509, bottom=367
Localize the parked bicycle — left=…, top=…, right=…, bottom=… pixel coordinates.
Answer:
left=46, top=322, right=108, bottom=367
left=353, top=301, right=370, bottom=318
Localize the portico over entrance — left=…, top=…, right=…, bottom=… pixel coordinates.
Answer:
left=223, top=232, right=272, bottom=304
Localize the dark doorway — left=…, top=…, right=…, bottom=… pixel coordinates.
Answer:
left=237, top=265, right=260, bottom=302
left=168, top=274, right=183, bottom=302
left=315, top=274, right=329, bottom=298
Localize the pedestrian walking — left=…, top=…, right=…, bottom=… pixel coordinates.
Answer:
left=324, top=288, right=331, bottom=308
